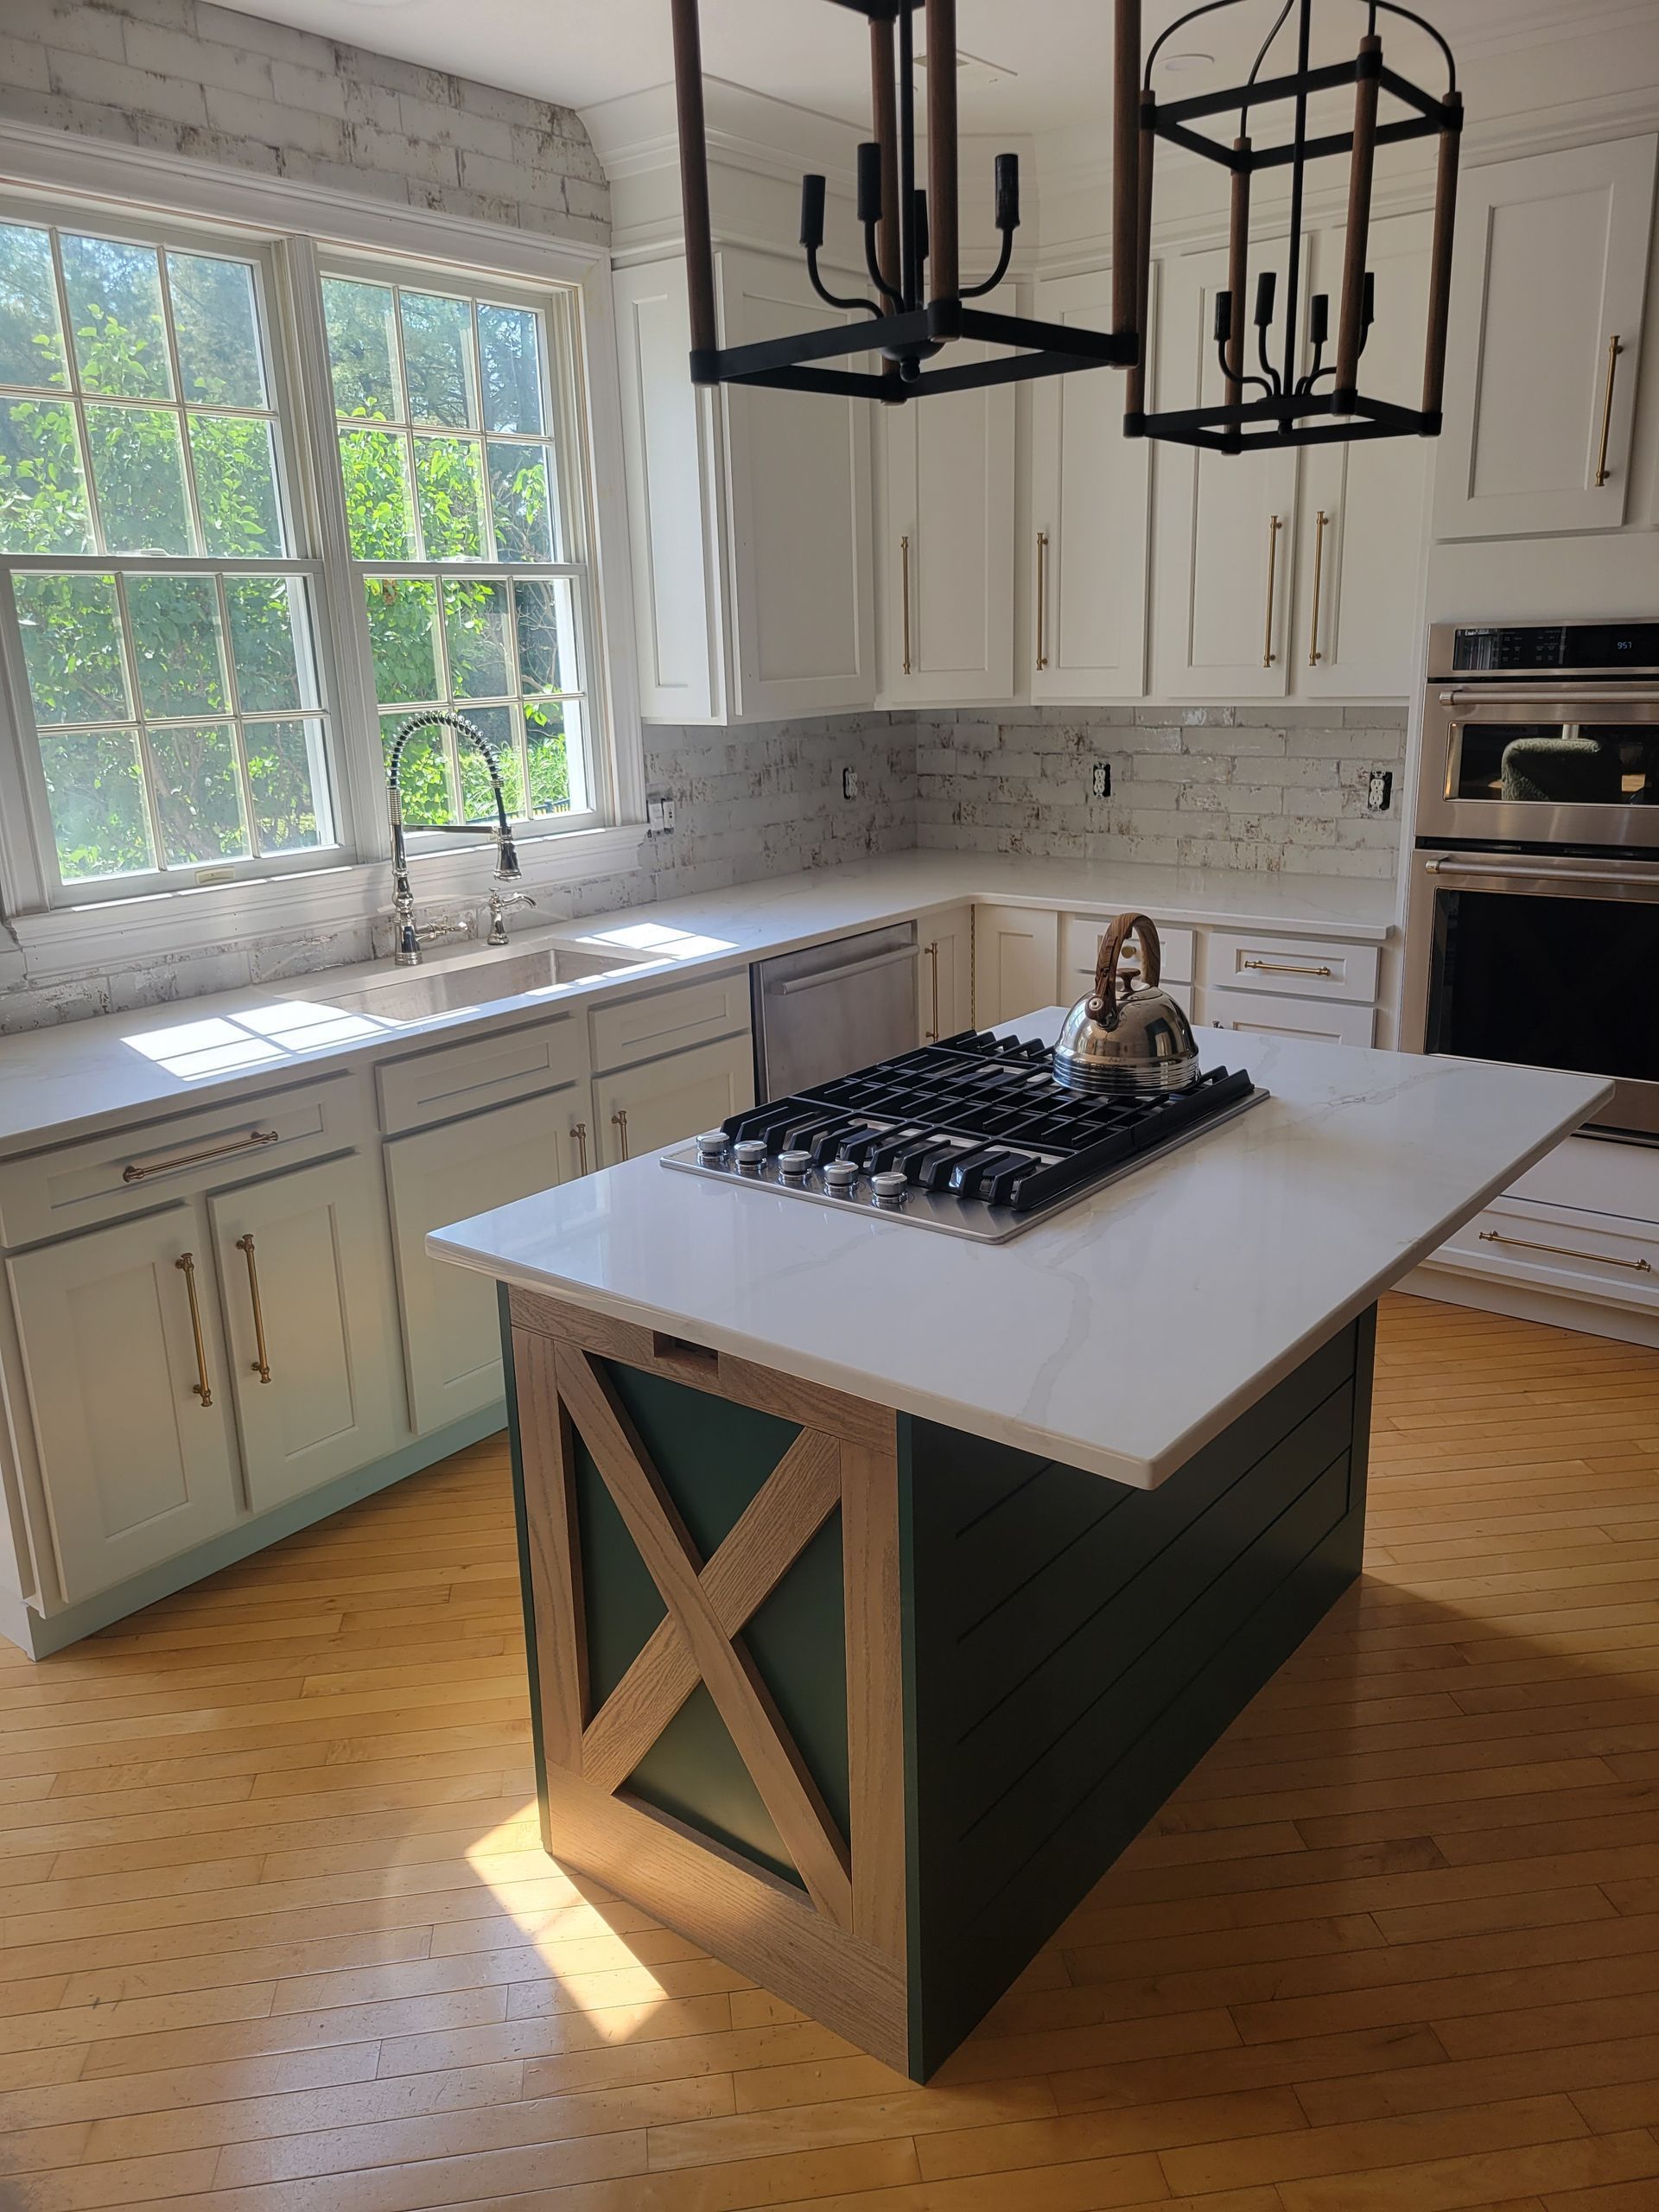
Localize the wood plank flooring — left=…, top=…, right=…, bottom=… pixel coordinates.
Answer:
left=3, top=1292, right=1658, bottom=2210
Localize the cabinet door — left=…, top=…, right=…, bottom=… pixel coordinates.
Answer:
left=719, top=249, right=876, bottom=718
left=1298, top=214, right=1433, bottom=699
left=918, top=906, right=974, bottom=1042
left=883, top=287, right=1014, bottom=704
left=1154, top=240, right=1301, bottom=699
left=1031, top=264, right=1155, bottom=701
left=1204, top=988, right=1375, bottom=1047
left=7, top=1208, right=240, bottom=1602
left=385, top=1090, right=579, bottom=1436
left=972, top=906, right=1060, bottom=1027
left=595, top=1033, right=755, bottom=1166
left=209, top=1156, right=401, bottom=1512
left=1434, top=136, right=1656, bottom=539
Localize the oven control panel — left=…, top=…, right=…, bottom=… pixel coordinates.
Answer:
left=1450, top=622, right=1659, bottom=676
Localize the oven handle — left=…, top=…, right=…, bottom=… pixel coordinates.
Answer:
left=1439, top=685, right=1659, bottom=709
left=1424, top=855, right=1659, bottom=893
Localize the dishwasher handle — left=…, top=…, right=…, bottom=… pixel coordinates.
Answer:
left=775, top=944, right=920, bottom=996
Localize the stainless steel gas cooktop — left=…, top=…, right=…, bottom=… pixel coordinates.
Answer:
left=661, top=1026, right=1267, bottom=1243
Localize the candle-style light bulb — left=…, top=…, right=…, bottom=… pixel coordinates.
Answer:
left=1254, top=269, right=1277, bottom=328
left=799, top=174, right=826, bottom=253
left=995, top=151, right=1020, bottom=232
left=1309, top=292, right=1330, bottom=346
left=856, top=143, right=883, bottom=228
left=1214, top=289, right=1235, bottom=344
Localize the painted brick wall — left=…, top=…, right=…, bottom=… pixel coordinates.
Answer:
left=1, top=0, right=609, bottom=241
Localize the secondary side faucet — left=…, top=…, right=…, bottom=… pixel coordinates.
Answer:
left=385, top=710, right=523, bottom=966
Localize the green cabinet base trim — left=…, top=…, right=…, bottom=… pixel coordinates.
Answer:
left=502, top=1281, right=1375, bottom=2082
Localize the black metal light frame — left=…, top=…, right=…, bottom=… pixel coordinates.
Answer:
left=670, top=0, right=1144, bottom=404
left=1126, top=0, right=1463, bottom=454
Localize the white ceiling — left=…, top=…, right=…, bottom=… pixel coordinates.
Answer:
left=212, top=0, right=1565, bottom=137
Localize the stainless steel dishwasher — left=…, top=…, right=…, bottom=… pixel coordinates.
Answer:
left=751, top=924, right=919, bottom=1097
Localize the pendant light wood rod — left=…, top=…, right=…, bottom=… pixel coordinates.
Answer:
left=1225, top=142, right=1251, bottom=402
left=1334, top=32, right=1382, bottom=401
left=671, top=0, right=718, bottom=363
left=870, top=11, right=902, bottom=302
left=1113, top=0, right=1142, bottom=340
left=1280, top=0, right=1313, bottom=404
left=899, top=0, right=918, bottom=309
left=1421, top=92, right=1462, bottom=418
left=925, top=0, right=960, bottom=306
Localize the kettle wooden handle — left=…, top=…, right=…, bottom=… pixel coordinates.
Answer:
left=1091, top=912, right=1162, bottom=1011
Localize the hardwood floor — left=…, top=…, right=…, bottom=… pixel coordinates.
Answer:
left=3, top=1292, right=1658, bottom=2210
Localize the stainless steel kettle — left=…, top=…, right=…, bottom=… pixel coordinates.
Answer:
left=1052, top=912, right=1202, bottom=1095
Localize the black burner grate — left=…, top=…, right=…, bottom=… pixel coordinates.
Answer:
left=722, top=1031, right=1257, bottom=1213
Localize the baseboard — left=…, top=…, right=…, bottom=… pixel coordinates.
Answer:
left=8, top=1404, right=507, bottom=1660
left=1398, top=1264, right=1659, bottom=1348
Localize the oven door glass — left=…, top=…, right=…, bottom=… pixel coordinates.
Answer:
left=1449, top=722, right=1659, bottom=805
left=1427, top=883, right=1659, bottom=1135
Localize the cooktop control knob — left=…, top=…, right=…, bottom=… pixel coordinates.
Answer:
left=870, top=1170, right=909, bottom=1211
left=776, top=1149, right=811, bottom=1182
left=696, top=1129, right=730, bottom=1162
left=822, top=1160, right=858, bottom=1196
left=733, top=1139, right=767, bottom=1175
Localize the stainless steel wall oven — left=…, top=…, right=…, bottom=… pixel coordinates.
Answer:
left=1405, top=620, right=1659, bottom=1142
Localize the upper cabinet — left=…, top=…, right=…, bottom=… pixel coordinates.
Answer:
left=1030, top=264, right=1156, bottom=702
left=1434, top=136, right=1657, bottom=541
left=880, top=285, right=1016, bottom=707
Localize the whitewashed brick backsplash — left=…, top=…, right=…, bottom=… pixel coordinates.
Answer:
left=3, top=0, right=609, bottom=241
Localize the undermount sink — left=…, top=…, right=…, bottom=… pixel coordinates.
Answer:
left=314, top=944, right=644, bottom=1020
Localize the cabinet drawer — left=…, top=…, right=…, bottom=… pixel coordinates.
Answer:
left=589, top=969, right=749, bottom=1072
left=1205, top=989, right=1375, bottom=1047
left=1433, top=1192, right=1659, bottom=1311
left=377, top=1014, right=582, bottom=1135
left=1061, top=914, right=1193, bottom=987
left=1205, top=930, right=1378, bottom=1004
left=0, top=1081, right=347, bottom=1249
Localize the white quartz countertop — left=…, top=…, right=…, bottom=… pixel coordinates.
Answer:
left=429, top=1019, right=1609, bottom=1491
left=0, top=851, right=1395, bottom=1154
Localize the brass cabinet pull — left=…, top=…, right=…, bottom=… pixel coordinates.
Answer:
left=175, top=1252, right=213, bottom=1408
left=571, top=1120, right=588, bottom=1175
left=235, top=1234, right=272, bottom=1384
left=1243, top=957, right=1335, bottom=979
left=899, top=534, right=912, bottom=675
left=124, top=1128, right=278, bottom=1185
left=1307, top=508, right=1329, bottom=664
left=1262, top=513, right=1282, bottom=668
left=1479, top=1227, right=1651, bottom=1274
left=923, top=941, right=940, bottom=1041
left=1595, top=334, right=1624, bottom=487
left=611, top=1108, right=630, bottom=1160
left=1035, top=531, right=1050, bottom=671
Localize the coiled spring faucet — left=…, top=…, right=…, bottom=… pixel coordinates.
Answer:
left=385, top=710, right=529, bottom=965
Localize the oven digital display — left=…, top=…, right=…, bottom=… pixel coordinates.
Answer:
left=1452, top=623, right=1659, bottom=672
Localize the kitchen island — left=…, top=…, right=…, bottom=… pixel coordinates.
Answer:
left=429, top=1019, right=1608, bottom=2079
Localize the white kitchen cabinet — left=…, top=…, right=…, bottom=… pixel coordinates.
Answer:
left=1204, top=988, right=1375, bottom=1048
left=881, top=288, right=1014, bottom=705
left=1153, top=238, right=1303, bottom=699
left=207, top=1157, right=401, bottom=1513
left=6, top=1209, right=241, bottom=1603
left=918, top=906, right=974, bottom=1043
left=385, top=1088, right=581, bottom=1436
left=1434, top=135, right=1656, bottom=540
left=1298, top=214, right=1433, bottom=699
left=1031, top=264, right=1156, bottom=702
left=594, top=1032, right=755, bottom=1166
left=973, top=905, right=1060, bottom=1027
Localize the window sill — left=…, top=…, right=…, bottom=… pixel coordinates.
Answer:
left=4, top=821, right=651, bottom=986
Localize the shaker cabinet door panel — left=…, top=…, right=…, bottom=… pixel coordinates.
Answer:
left=209, top=1157, right=401, bottom=1512
left=594, top=1033, right=755, bottom=1167
left=7, top=1210, right=240, bottom=1602
left=385, top=1090, right=577, bottom=1436
left=918, top=906, right=974, bottom=1043
left=1434, top=136, right=1656, bottom=540
left=973, top=906, right=1060, bottom=1027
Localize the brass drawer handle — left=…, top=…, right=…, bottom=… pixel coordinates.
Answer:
left=571, top=1120, right=588, bottom=1175
left=1243, top=957, right=1335, bottom=979
left=175, top=1253, right=213, bottom=1407
left=611, top=1108, right=630, bottom=1161
left=900, top=533, right=912, bottom=676
left=1595, top=334, right=1624, bottom=487
left=1262, top=512, right=1282, bottom=668
left=1478, top=1228, right=1651, bottom=1274
left=1035, top=531, right=1050, bottom=671
left=235, top=1234, right=272, bottom=1383
left=924, top=941, right=940, bottom=1041
left=124, top=1128, right=279, bottom=1185
left=1307, top=508, right=1328, bottom=664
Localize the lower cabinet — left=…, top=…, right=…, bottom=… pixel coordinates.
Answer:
left=7, top=1207, right=243, bottom=1603
left=594, top=1032, right=755, bottom=1166
left=918, top=906, right=973, bottom=1042
left=385, top=1088, right=582, bottom=1436
left=973, top=906, right=1061, bottom=1027
left=207, top=1158, right=401, bottom=1513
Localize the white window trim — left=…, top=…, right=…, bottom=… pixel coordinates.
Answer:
left=0, top=117, right=645, bottom=988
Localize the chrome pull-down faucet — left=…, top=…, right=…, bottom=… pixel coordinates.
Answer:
left=385, top=709, right=523, bottom=966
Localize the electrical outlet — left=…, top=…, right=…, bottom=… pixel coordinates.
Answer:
left=645, top=791, right=676, bottom=834
left=661, top=797, right=677, bottom=832
left=1366, top=768, right=1394, bottom=815
left=842, top=766, right=859, bottom=801
left=1090, top=761, right=1111, bottom=800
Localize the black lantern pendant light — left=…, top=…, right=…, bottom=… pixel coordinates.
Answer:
left=1128, top=0, right=1462, bottom=452
left=669, top=0, right=1145, bottom=402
